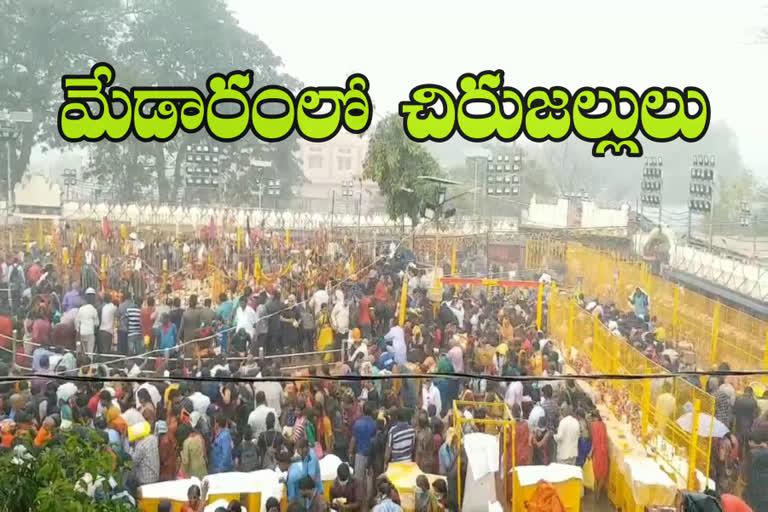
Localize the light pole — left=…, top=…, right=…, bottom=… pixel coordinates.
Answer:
left=0, top=111, right=33, bottom=252
left=250, top=160, right=271, bottom=210
left=184, top=144, right=222, bottom=203
left=688, top=154, right=715, bottom=247
left=466, top=155, right=489, bottom=218
left=739, top=200, right=756, bottom=262
left=266, top=178, right=281, bottom=209
left=641, top=155, right=663, bottom=228
left=342, top=180, right=353, bottom=213
left=486, top=153, right=521, bottom=199
left=418, top=176, right=460, bottom=301
left=356, top=177, right=363, bottom=247
left=63, top=168, right=77, bottom=200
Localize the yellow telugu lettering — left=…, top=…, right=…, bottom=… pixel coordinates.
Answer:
left=296, top=87, right=346, bottom=141
left=205, top=71, right=253, bottom=141
left=57, top=62, right=132, bottom=142
left=398, top=85, right=456, bottom=141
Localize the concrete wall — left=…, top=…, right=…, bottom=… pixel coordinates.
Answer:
left=581, top=201, right=630, bottom=228
left=525, top=196, right=630, bottom=230
left=525, top=196, right=569, bottom=228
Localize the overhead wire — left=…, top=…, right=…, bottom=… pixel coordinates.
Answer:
left=4, top=369, right=768, bottom=386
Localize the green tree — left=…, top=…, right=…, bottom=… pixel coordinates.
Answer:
left=108, top=0, right=304, bottom=202
left=0, top=0, right=123, bottom=189
left=708, top=167, right=756, bottom=234
left=1, top=0, right=304, bottom=202
left=362, top=114, right=443, bottom=226
left=0, top=432, right=133, bottom=512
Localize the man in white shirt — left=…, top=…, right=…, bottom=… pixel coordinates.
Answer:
left=447, top=297, right=464, bottom=326
left=248, top=390, right=280, bottom=439
left=421, top=378, right=441, bottom=415
left=504, top=380, right=523, bottom=411
left=384, top=320, right=407, bottom=366
left=309, top=284, right=329, bottom=318
left=75, top=289, right=100, bottom=354
left=188, top=389, right=211, bottom=415
left=554, top=405, right=581, bottom=464
left=99, top=293, right=118, bottom=354
left=252, top=366, right=283, bottom=418
left=330, top=289, right=349, bottom=341
left=528, top=401, right=545, bottom=430
left=234, top=296, right=258, bottom=341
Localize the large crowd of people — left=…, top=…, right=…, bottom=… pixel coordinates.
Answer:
left=0, top=243, right=763, bottom=512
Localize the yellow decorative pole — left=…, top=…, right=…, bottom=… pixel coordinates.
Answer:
left=536, top=282, right=544, bottom=331
left=709, top=303, right=721, bottom=367
left=567, top=296, right=575, bottom=357
left=285, top=228, right=290, bottom=248
left=253, top=254, right=260, bottom=280
left=672, top=285, right=680, bottom=338
left=101, top=254, right=108, bottom=292
left=763, top=328, right=768, bottom=386
left=398, top=274, right=408, bottom=326
left=641, top=376, right=651, bottom=437
left=162, top=258, right=168, bottom=295
left=450, top=240, right=457, bottom=276
left=237, top=226, right=243, bottom=253
left=687, top=399, right=701, bottom=490
left=237, top=260, right=244, bottom=281
left=62, top=246, right=70, bottom=266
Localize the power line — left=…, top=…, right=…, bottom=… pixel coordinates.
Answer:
left=5, top=369, right=768, bottom=386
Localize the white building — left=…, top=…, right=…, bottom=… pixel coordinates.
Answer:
left=296, top=131, right=383, bottom=214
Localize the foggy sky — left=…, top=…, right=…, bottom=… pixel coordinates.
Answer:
left=226, top=0, right=768, bottom=177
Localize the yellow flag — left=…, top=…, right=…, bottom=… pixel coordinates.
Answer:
left=451, top=241, right=457, bottom=276
left=398, top=276, right=408, bottom=326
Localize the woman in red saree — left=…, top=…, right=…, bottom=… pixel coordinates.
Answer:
left=590, top=410, right=609, bottom=500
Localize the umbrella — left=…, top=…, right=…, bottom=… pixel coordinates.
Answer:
left=676, top=412, right=729, bottom=438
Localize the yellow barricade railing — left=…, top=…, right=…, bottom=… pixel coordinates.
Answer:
left=559, top=244, right=768, bottom=380
left=549, top=285, right=715, bottom=488
left=524, top=238, right=567, bottom=272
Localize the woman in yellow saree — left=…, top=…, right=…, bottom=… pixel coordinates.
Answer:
left=315, top=303, right=334, bottom=361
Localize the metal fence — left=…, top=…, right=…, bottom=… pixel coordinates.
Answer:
left=549, top=283, right=714, bottom=488
left=535, top=242, right=768, bottom=379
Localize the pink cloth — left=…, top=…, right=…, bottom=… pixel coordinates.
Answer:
left=447, top=346, right=464, bottom=373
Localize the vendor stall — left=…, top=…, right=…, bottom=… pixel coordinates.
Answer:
left=320, top=454, right=349, bottom=501
left=384, top=461, right=446, bottom=512
left=511, top=464, right=583, bottom=512
left=137, top=478, right=201, bottom=512
left=202, top=470, right=284, bottom=512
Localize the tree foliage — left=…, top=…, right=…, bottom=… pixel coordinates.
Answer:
left=0, top=432, right=133, bottom=512
left=2, top=0, right=304, bottom=204
left=0, top=0, right=124, bottom=189
left=362, top=115, right=443, bottom=226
